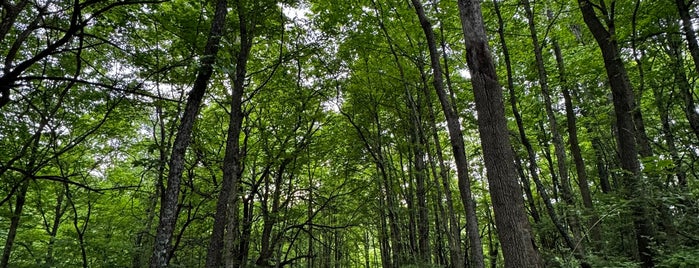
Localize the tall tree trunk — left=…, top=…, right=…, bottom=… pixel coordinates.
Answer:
left=673, top=0, right=699, bottom=140
left=485, top=200, right=498, bottom=268
left=665, top=30, right=692, bottom=188
left=512, top=147, right=541, bottom=223
left=256, top=160, right=291, bottom=266
left=401, top=149, right=418, bottom=259
left=205, top=0, right=251, bottom=266
left=307, top=151, right=315, bottom=268
left=422, top=70, right=465, bottom=268
left=408, top=101, right=431, bottom=264
left=377, top=182, right=392, bottom=268
left=521, top=2, right=585, bottom=261
left=675, top=0, right=699, bottom=72
left=457, top=0, right=542, bottom=267
left=410, top=1, right=485, bottom=267
left=0, top=181, right=29, bottom=268
left=43, top=188, right=65, bottom=266
left=150, top=0, right=228, bottom=265
left=239, top=191, right=255, bottom=266
left=549, top=9, right=601, bottom=249
left=134, top=86, right=172, bottom=268
left=492, top=0, right=542, bottom=227
left=577, top=1, right=655, bottom=266
left=1, top=123, right=44, bottom=268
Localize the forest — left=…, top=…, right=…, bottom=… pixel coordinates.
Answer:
left=1, top=0, right=698, bottom=267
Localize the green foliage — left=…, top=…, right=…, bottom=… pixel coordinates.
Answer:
left=657, top=247, right=699, bottom=268
left=2, top=0, right=699, bottom=267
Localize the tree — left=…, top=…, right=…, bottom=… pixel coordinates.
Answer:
left=150, top=0, right=229, bottom=266
left=410, top=0, right=484, bottom=266
left=577, top=1, right=655, bottom=266
left=457, top=0, right=542, bottom=267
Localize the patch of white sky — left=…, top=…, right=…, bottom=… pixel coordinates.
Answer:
left=281, top=2, right=310, bottom=21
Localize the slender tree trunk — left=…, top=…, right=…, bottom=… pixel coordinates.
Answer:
left=512, top=147, right=541, bottom=223
left=457, top=1, right=542, bottom=267
left=422, top=68, right=465, bottom=268
left=410, top=1, right=484, bottom=267
left=44, top=189, right=65, bottom=266
left=577, top=1, right=655, bottom=266
left=1, top=125, right=44, bottom=268
left=673, top=1, right=699, bottom=140
left=134, top=90, right=171, bottom=268
left=411, top=119, right=431, bottom=264
left=401, top=150, right=418, bottom=259
left=256, top=161, right=290, bottom=266
left=406, top=87, right=431, bottom=264
left=665, top=31, right=692, bottom=188
left=549, top=10, right=601, bottom=249
left=675, top=0, right=699, bottom=72
left=150, top=0, right=228, bottom=266
left=377, top=184, right=392, bottom=268
left=521, top=2, right=586, bottom=260
left=0, top=181, right=29, bottom=268
left=364, top=230, right=371, bottom=268
left=307, top=153, right=315, bottom=268
left=485, top=201, right=498, bottom=268
left=239, top=192, right=255, bottom=266
left=205, top=0, right=252, bottom=266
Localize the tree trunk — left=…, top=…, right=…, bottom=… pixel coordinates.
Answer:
left=401, top=150, right=418, bottom=259
left=549, top=9, right=601, bottom=249
left=405, top=85, right=431, bottom=264
left=409, top=107, right=431, bottom=264
left=44, top=188, right=65, bottom=266
left=492, top=0, right=542, bottom=227
left=2, top=125, right=43, bottom=268
left=457, top=0, right=542, bottom=267
left=665, top=31, right=692, bottom=188
left=422, top=69, right=465, bottom=268
left=577, top=1, right=655, bottom=266
left=675, top=0, right=699, bottom=72
left=521, top=2, right=585, bottom=261
left=673, top=0, right=699, bottom=140
left=205, top=0, right=250, bottom=266
left=0, top=181, right=29, bottom=268
left=410, top=1, right=484, bottom=267
left=485, top=201, right=498, bottom=268
left=150, top=0, right=228, bottom=266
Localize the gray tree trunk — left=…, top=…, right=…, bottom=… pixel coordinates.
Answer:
left=150, top=0, right=228, bottom=266
left=410, top=1, right=485, bottom=267
left=577, top=1, right=655, bottom=266
left=457, top=0, right=542, bottom=267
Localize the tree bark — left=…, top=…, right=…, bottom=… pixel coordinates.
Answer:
left=675, top=0, right=699, bottom=72
left=150, top=0, right=228, bottom=266
left=673, top=0, right=699, bottom=140
left=457, top=0, right=542, bottom=267
left=577, top=1, right=655, bottom=266
left=410, top=1, right=485, bottom=267
left=492, top=0, right=542, bottom=227
left=204, top=0, right=251, bottom=266
left=407, top=96, right=431, bottom=263
left=521, top=2, right=586, bottom=261
left=548, top=9, right=601, bottom=250
left=0, top=181, right=29, bottom=268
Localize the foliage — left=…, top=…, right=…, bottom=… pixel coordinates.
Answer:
left=1, top=0, right=698, bottom=267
